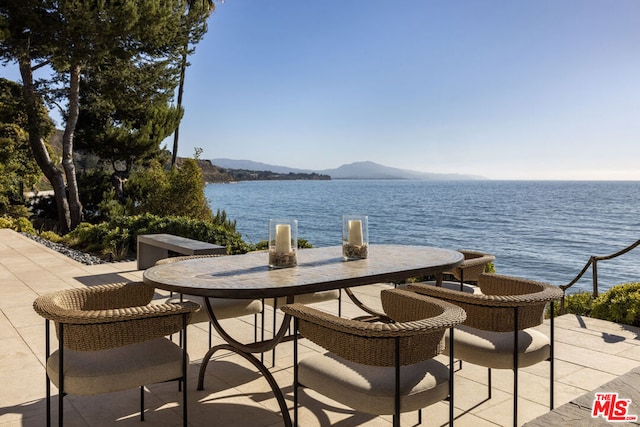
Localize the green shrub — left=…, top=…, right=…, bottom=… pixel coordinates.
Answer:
left=76, top=170, right=114, bottom=221
left=122, top=158, right=215, bottom=222
left=1, top=204, right=30, bottom=219
left=104, top=226, right=132, bottom=260
left=547, top=290, right=593, bottom=318
left=0, top=216, right=12, bottom=229
left=63, top=222, right=113, bottom=254
left=564, top=291, right=594, bottom=316
left=0, top=215, right=36, bottom=234
left=549, top=283, right=640, bottom=326
left=254, top=239, right=313, bottom=251
left=63, top=213, right=251, bottom=259
left=39, top=230, right=63, bottom=243
left=590, top=283, right=640, bottom=326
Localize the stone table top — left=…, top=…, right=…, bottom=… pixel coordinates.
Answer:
left=143, top=244, right=463, bottom=299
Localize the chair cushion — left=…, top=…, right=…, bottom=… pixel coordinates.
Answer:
left=47, top=338, right=186, bottom=396
left=448, top=325, right=550, bottom=369
left=298, top=352, right=450, bottom=415
left=269, top=290, right=340, bottom=307
left=164, top=296, right=263, bottom=324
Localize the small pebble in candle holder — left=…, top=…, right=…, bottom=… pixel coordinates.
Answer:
left=342, top=243, right=368, bottom=260
left=269, top=250, right=297, bottom=268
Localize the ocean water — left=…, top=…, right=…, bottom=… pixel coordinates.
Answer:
left=205, top=180, right=640, bottom=294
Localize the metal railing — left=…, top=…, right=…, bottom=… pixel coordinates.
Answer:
left=560, top=239, right=640, bottom=313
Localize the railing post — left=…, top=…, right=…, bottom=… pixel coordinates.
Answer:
left=592, top=258, right=598, bottom=298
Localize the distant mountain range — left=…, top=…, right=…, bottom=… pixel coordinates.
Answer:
left=210, top=159, right=486, bottom=180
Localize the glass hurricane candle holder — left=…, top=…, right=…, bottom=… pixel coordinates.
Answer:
left=269, top=218, right=298, bottom=268
left=342, top=214, right=368, bottom=261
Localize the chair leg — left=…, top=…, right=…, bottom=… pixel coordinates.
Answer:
left=260, top=299, right=265, bottom=364
left=45, top=319, right=51, bottom=427
left=513, top=306, right=519, bottom=427
left=58, top=323, right=64, bottom=427
left=254, top=312, right=258, bottom=343
left=272, top=298, right=277, bottom=367
left=178, top=293, right=184, bottom=346
left=393, top=337, right=401, bottom=427
left=487, top=368, right=492, bottom=399
left=338, top=289, right=342, bottom=317
left=140, top=386, right=144, bottom=421
left=183, top=313, right=188, bottom=427
left=550, top=302, right=555, bottom=410
left=293, top=317, right=299, bottom=427
left=449, top=327, right=455, bottom=426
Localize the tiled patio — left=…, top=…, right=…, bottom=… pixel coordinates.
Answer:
left=2, top=228, right=640, bottom=426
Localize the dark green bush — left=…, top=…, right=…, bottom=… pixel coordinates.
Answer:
left=547, top=290, right=592, bottom=318
left=76, top=170, right=113, bottom=221
left=591, top=283, right=640, bottom=326
left=0, top=215, right=36, bottom=234
left=549, top=283, right=640, bottom=326
left=63, top=213, right=251, bottom=259
left=564, top=291, right=594, bottom=316
left=123, top=158, right=215, bottom=222
left=254, top=238, right=313, bottom=251
left=39, top=230, right=63, bottom=243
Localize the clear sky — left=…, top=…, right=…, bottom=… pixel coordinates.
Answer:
left=2, top=1, right=640, bottom=180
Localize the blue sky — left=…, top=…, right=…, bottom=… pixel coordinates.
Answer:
left=3, top=1, right=640, bottom=180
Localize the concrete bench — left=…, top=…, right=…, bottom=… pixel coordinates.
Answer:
left=137, top=233, right=226, bottom=269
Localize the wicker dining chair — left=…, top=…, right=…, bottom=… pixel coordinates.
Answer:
left=409, top=273, right=563, bottom=427
left=33, top=281, right=199, bottom=427
left=155, top=255, right=263, bottom=347
left=440, top=250, right=495, bottom=290
left=281, top=288, right=467, bottom=427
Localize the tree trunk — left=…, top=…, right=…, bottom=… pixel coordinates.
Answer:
left=62, top=63, right=84, bottom=228
left=171, top=49, right=188, bottom=169
left=18, top=44, right=72, bottom=233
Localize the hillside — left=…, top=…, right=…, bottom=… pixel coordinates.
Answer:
left=194, top=159, right=330, bottom=182
left=211, top=159, right=486, bottom=180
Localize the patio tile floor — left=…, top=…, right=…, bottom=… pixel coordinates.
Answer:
left=2, top=228, right=639, bottom=426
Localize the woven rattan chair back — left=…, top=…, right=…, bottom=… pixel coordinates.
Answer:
left=282, top=288, right=466, bottom=426
left=33, top=282, right=198, bottom=426
left=409, top=273, right=563, bottom=427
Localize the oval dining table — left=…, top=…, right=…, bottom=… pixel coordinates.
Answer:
left=143, top=244, right=463, bottom=426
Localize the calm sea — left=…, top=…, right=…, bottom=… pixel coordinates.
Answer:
left=204, top=180, right=640, bottom=294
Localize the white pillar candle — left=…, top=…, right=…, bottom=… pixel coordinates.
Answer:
left=275, top=224, right=292, bottom=254
left=348, top=220, right=363, bottom=246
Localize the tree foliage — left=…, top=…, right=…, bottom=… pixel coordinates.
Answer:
left=63, top=212, right=248, bottom=259
left=73, top=0, right=209, bottom=198
left=0, top=78, right=54, bottom=216
left=0, top=0, right=209, bottom=232
left=117, top=155, right=214, bottom=222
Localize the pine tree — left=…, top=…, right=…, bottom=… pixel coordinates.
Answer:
left=0, top=0, right=209, bottom=232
